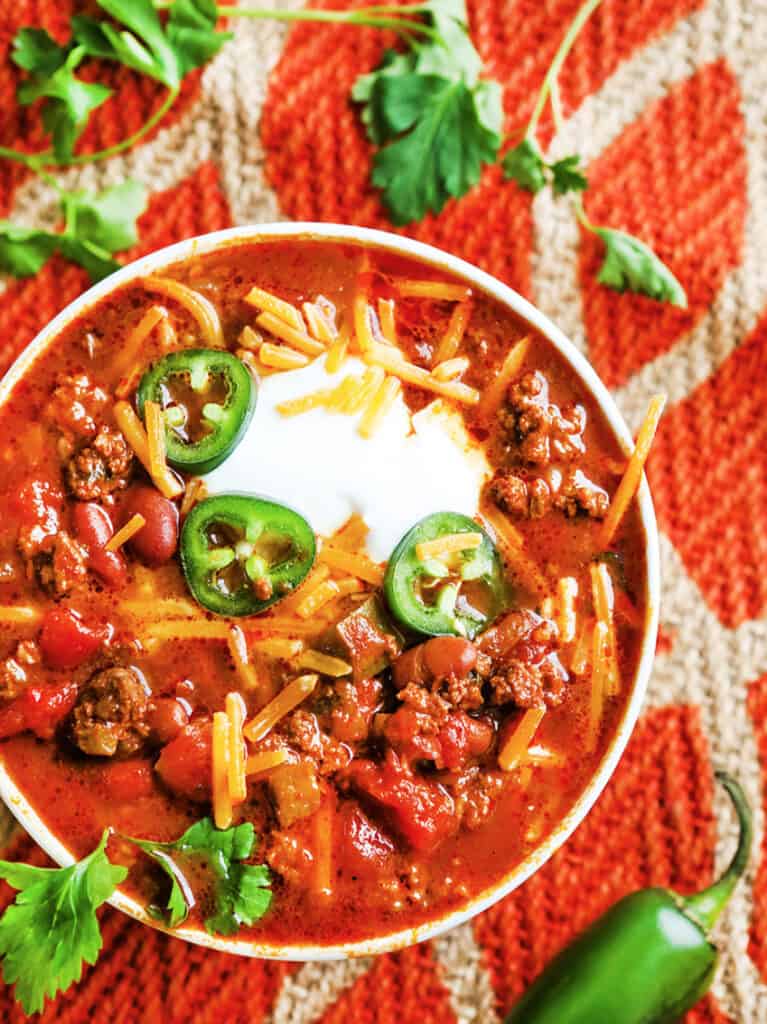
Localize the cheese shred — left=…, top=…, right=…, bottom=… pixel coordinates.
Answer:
left=225, top=692, right=248, bottom=804
left=498, top=707, right=546, bottom=771
left=212, top=711, right=233, bottom=829
left=243, top=674, right=318, bottom=743
left=105, top=513, right=146, bottom=553
left=114, top=400, right=183, bottom=499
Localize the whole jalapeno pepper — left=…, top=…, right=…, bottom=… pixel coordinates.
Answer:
left=384, top=511, right=506, bottom=639
left=180, top=493, right=316, bottom=616
left=137, top=349, right=256, bottom=475
left=505, top=771, right=752, bottom=1024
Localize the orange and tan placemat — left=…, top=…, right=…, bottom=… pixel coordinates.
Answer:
left=0, top=0, right=765, bottom=1020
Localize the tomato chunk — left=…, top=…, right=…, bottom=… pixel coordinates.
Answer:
left=99, top=760, right=155, bottom=801
left=155, top=719, right=212, bottom=801
left=0, top=682, right=78, bottom=740
left=340, top=803, right=395, bottom=876
left=72, top=502, right=127, bottom=588
left=438, top=712, right=494, bottom=770
left=347, top=751, right=456, bottom=853
left=39, top=607, right=109, bottom=670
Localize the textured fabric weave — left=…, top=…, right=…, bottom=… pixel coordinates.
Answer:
left=0, top=0, right=765, bottom=1019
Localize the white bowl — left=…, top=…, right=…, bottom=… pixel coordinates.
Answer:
left=0, top=223, right=660, bottom=960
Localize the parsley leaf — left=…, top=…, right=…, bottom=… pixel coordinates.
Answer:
left=550, top=154, right=588, bottom=195
left=12, top=27, right=69, bottom=77
left=133, top=818, right=272, bottom=935
left=0, top=223, right=59, bottom=277
left=0, top=180, right=147, bottom=282
left=353, top=0, right=502, bottom=222
left=167, top=0, right=233, bottom=75
left=16, top=46, right=112, bottom=162
left=0, top=831, right=126, bottom=1016
left=502, top=137, right=546, bottom=193
left=594, top=227, right=687, bottom=307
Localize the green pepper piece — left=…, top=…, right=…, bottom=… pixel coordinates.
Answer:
left=384, top=511, right=506, bottom=639
left=505, top=771, right=752, bottom=1024
left=137, top=349, right=257, bottom=475
left=180, top=494, right=316, bottom=617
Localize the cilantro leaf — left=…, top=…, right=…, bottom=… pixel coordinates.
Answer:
left=62, top=180, right=147, bottom=252
left=12, top=28, right=69, bottom=76
left=132, top=818, right=272, bottom=935
left=370, top=75, right=501, bottom=224
left=167, top=0, right=233, bottom=75
left=92, top=0, right=183, bottom=88
left=17, top=47, right=112, bottom=162
left=352, top=50, right=416, bottom=145
left=0, top=180, right=146, bottom=282
left=414, top=0, right=481, bottom=82
left=594, top=227, right=687, bottom=307
left=550, top=154, right=588, bottom=195
left=502, top=137, right=547, bottom=193
left=0, top=831, right=126, bottom=1015
left=0, top=223, right=59, bottom=277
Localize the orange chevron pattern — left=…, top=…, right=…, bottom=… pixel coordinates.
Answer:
left=0, top=0, right=765, bottom=1020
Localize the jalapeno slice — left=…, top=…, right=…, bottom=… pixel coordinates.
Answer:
left=180, top=494, right=316, bottom=616
left=137, top=349, right=256, bottom=475
left=384, top=511, right=506, bottom=638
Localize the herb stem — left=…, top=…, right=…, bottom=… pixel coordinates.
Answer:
left=66, top=87, right=180, bottom=167
left=0, top=146, right=44, bottom=171
left=526, top=0, right=602, bottom=138
left=216, top=5, right=437, bottom=40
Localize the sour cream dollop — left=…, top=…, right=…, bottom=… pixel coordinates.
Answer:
left=204, top=356, right=491, bottom=562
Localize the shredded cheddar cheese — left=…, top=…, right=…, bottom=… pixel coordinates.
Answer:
left=243, top=674, right=318, bottom=743
left=212, top=711, right=233, bottom=829
left=319, top=545, right=384, bottom=586
left=477, top=335, right=531, bottom=423
left=256, top=312, right=325, bottom=356
left=245, top=748, right=290, bottom=776
left=364, top=343, right=479, bottom=405
left=296, top=650, right=353, bottom=677
left=396, top=279, right=471, bottom=302
left=498, top=707, right=546, bottom=772
left=259, top=342, right=310, bottom=371
left=433, top=300, right=472, bottom=364
left=415, top=531, right=483, bottom=562
left=105, top=513, right=145, bottom=553
left=358, top=375, right=401, bottom=439
left=225, top=692, right=248, bottom=804
left=144, top=276, right=224, bottom=347
left=245, top=285, right=306, bottom=333
left=114, top=400, right=183, bottom=500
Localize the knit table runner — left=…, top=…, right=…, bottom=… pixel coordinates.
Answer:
left=0, top=0, right=765, bottom=1020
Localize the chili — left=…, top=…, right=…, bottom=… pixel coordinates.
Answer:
left=180, top=494, right=316, bottom=616
left=137, top=349, right=256, bottom=475
left=384, top=511, right=506, bottom=638
left=505, top=771, right=752, bottom=1024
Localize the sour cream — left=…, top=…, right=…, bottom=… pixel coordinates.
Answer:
left=204, top=355, right=491, bottom=562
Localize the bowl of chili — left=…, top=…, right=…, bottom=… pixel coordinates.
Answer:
left=0, top=223, right=660, bottom=961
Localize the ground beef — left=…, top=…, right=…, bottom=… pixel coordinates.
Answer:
left=265, top=830, right=314, bottom=887
left=451, top=766, right=507, bottom=830
left=282, top=709, right=351, bottom=775
left=489, top=467, right=609, bottom=520
left=478, top=610, right=569, bottom=709
left=32, top=532, right=89, bottom=595
left=65, top=425, right=133, bottom=502
left=71, top=666, right=150, bottom=757
left=500, top=371, right=587, bottom=466
left=47, top=372, right=109, bottom=441
left=441, top=672, right=484, bottom=711
left=488, top=655, right=567, bottom=708
left=397, top=683, right=450, bottom=725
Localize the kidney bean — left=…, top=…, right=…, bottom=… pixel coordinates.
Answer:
left=122, top=486, right=179, bottom=566
left=155, top=719, right=212, bottom=801
left=72, top=501, right=127, bottom=588
left=423, top=637, right=477, bottom=679
left=147, top=697, right=189, bottom=745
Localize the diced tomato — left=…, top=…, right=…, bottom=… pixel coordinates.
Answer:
left=99, top=760, right=155, bottom=801
left=39, top=607, right=109, bottom=670
left=155, top=719, right=212, bottom=801
left=383, top=707, right=442, bottom=765
left=331, top=676, right=382, bottom=744
left=347, top=751, right=457, bottom=853
left=72, top=502, right=127, bottom=588
left=340, top=802, right=395, bottom=876
left=0, top=682, right=78, bottom=741
left=12, top=478, right=62, bottom=529
left=438, top=712, right=494, bottom=770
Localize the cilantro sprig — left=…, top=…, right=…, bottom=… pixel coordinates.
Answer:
left=1, top=0, right=686, bottom=304
left=500, top=0, right=686, bottom=307
left=0, top=818, right=272, bottom=1015
left=0, top=180, right=147, bottom=282
left=0, top=831, right=127, bottom=1015
left=132, top=818, right=272, bottom=934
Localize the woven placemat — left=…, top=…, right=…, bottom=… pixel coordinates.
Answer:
left=0, top=0, right=766, bottom=1020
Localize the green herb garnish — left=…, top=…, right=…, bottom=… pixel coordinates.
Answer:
left=0, top=831, right=127, bottom=1015
left=132, top=817, right=272, bottom=934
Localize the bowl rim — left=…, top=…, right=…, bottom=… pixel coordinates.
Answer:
left=0, top=222, right=660, bottom=960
